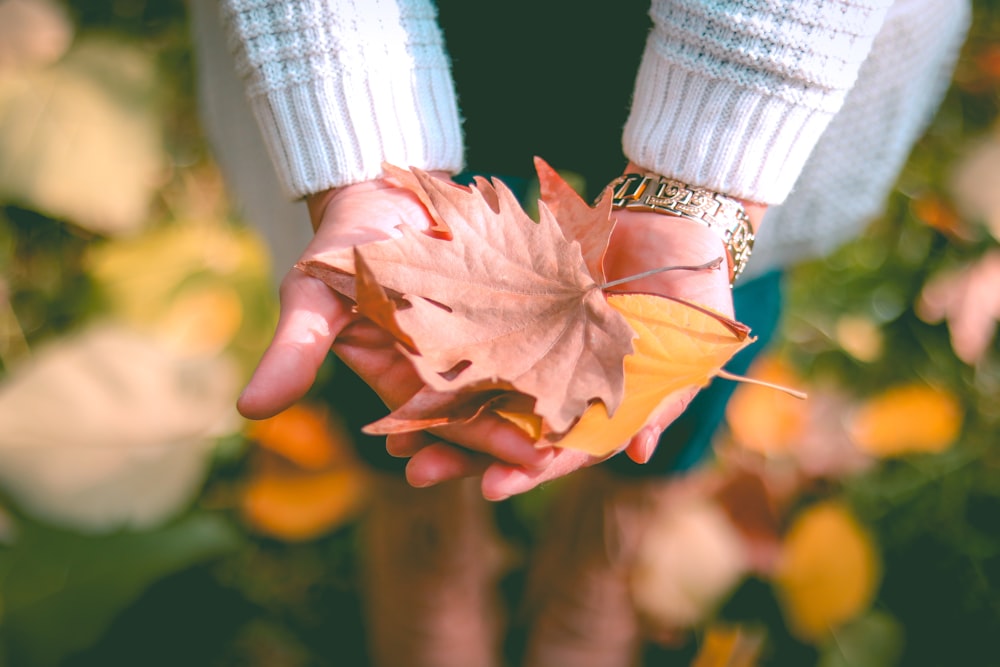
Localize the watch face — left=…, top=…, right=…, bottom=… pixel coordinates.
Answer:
left=609, top=173, right=754, bottom=284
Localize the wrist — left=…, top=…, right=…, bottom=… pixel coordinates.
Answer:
left=306, top=170, right=453, bottom=233
left=612, top=165, right=764, bottom=284
left=622, top=163, right=767, bottom=231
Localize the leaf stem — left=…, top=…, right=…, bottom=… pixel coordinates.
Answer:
left=716, top=369, right=808, bottom=399
left=599, top=257, right=723, bottom=290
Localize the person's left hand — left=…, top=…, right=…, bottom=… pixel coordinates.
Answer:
left=237, top=176, right=555, bottom=479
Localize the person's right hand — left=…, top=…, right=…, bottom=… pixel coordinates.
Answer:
left=401, top=170, right=766, bottom=500
left=236, top=176, right=553, bottom=477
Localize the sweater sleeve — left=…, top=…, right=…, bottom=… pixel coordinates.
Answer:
left=623, top=0, right=895, bottom=205
left=220, top=0, right=464, bottom=198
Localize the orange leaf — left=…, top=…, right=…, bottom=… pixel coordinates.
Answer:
left=847, top=383, right=962, bottom=457
left=535, top=156, right=615, bottom=284
left=551, top=293, right=751, bottom=456
left=775, top=501, right=879, bottom=641
left=240, top=467, right=369, bottom=541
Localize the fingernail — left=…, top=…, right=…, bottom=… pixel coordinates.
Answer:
left=482, top=467, right=529, bottom=501
left=639, top=431, right=659, bottom=464
left=528, top=445, right=556, bottom=471
left=405, top=465, right=437, bottom=489
left=407, top=472, right=437, bottom=488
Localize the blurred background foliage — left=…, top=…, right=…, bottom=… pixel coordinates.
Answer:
left=0, top=0, right=998, bottom=666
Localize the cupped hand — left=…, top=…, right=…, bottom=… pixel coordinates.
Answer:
left=237, top=175, right=551, bottom=471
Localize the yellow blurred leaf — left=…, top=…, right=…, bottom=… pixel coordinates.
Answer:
left=691, top=625, right=764, bottom=667
left=0, top=39, right=164, bottom=234
left=87, top=220, right=271, bottom=330
left=775, top=501, right=880, bottom=641
left=834, top=315, right=883, bottom=363
left=553, top=293, right=751, bottom=456
left=158, top=283, right=243, bottom=356
left=726, top=356, right=807, bottom=456
left=848, top=383, right=962, bottom=457
left=245, top=403, right=352, bottom=471
left=240, top=467, right=369, bottom=542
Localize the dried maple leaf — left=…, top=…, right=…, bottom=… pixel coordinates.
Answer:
left=362, top=386, right=511, bottom=435
left=299, top=167, right=635, bottom=432
left=352, top=248, right=416, bottom=353
left=548, top=293, right=752, bottom=456
left=535, top=157, right=615, bottom=284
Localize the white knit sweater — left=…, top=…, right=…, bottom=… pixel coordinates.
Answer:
left=211, top=0, right=969, bottom=275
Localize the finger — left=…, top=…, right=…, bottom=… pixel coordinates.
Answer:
left=433, top=415, right=555, bottom=471
left=331, top=319, right=427, bottom=406
left=385, top=431, right=434, bottom=458
left=406, top=442, right=490, bottom=488
left=623, top=386, right=698, bottom=463
left=625, top=426, right=661, bottom=464
left=238, top=270, right=354, bottom=420
left=480, top=448, right=597, bottom=501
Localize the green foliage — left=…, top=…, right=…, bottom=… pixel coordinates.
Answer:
left=0, top=514, right=240, bottom=666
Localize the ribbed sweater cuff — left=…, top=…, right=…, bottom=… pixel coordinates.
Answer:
left=623, top=54, right=834, bottom=205
left=247, top=65, right=463, bottom=198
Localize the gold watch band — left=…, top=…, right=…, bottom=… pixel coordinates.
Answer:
left=608, top=173, right=755, bottom=284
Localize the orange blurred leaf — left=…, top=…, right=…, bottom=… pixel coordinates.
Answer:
left=848, top=383, right=962, bottom=457
left=726, top=356, right=807, bottom=456
left=775, top=501, right=880, bottom=641
left=240, top=467, right=369, bottom=541
left=246, top=404, right=350, bottom=471
left=911, top=194, right=969, bottom=240
left=551, top=293, right=751, bottom=456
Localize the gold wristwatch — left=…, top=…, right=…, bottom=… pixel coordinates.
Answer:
left=608, top=173, right=755, bottom=284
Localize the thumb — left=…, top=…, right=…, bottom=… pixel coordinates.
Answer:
left=238, top=268, right=353, bottom=419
